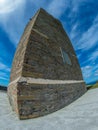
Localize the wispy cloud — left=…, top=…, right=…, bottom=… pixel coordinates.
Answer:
left=0, top=62, right=10, bottom=85
left=0, top=0, right=25, bottom=14
left=0, top=0, right=26, bottom=45
left=47, top=0, right=70, bottom=18
left=70, top=22, right=79, bottom=40
left=71, top=0, right=90, bottom=13
left=81, top=63, right=98, bottom=82
left=89, top=49, right=98, bottom=62
left=76, top=15, right=98, bottom=50
left=81, top=66, right=92, bottom=78
left=79, top=49, right=98, bottom=67
left=0, top=62, right=10, bottom=72
left=0, top=71, right=9, bottom=80
left=66, top=0, right=98, bottom=52
left=95, top=70, right=98, bottom=76
left=0, top=71, right=9, bottom=86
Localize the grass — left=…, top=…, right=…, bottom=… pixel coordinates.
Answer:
left=87, top=82, right=98, bottom=90
left=90, top=82, right=98, bottom=89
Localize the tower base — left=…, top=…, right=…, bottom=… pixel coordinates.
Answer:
left=8, top=77, right=86, bottom=120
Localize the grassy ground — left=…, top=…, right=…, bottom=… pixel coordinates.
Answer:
left=87, top=82, right=98, bottom=90
left=90, top=83, right=98, bottom=89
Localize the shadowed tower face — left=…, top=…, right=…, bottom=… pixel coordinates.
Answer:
left=8, top=8, right=86, bottom=119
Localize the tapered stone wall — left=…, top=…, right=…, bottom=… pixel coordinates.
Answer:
left=8, top=8, right=86, bottom=119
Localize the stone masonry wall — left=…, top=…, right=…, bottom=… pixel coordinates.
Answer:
left=22, top=29, right=83, bottom=80
left=17, top=81, right=86, bottom=119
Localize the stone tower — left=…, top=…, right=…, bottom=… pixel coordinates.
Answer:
left=8, top=8, right=86, bottom=119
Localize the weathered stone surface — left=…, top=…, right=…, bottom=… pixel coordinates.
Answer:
left=8, top=8, right=86, bottom=119
left=17, top=82, right=86, bottom=119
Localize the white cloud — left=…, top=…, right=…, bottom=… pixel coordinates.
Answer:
left=82, top=51, right=98, bottom=69
left=70, top=23, right=79, bottom=39
left=88, top=50, right=98, bottom=61
left=66, top=1, right=98, bottom=52
left=0, top=0, right=25, bottom=14
left=0, top=62, right=10, bottom=72
left=47, top=0, right=69, bottom=18
left=80, top=49, right=98, bottom=66
left=81, top=63, right=98, bottom=81
left=0, top=62, right=10, bottom=82
left=0, top=76, right=8, bottom=80
left=95, top=70, right=98, bottom=76
left=93, top=65, right=98, bottom=73
left=76, top=15, right=98, bottom=50
left=0, top=0, right=27, bottom=45
left=72, top=0, right=88, bottom=12
left=81, top=66, right=92, bottom=78
left=0, top=71, right=9, bottom=80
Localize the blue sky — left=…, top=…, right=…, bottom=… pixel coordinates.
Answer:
left=0, top=0, right=98, bottom=86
